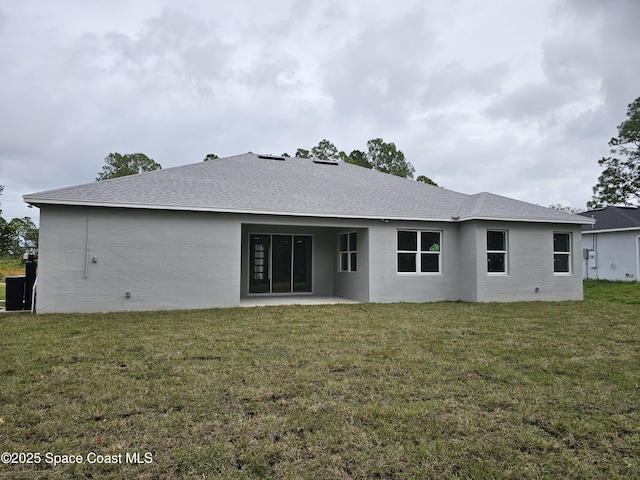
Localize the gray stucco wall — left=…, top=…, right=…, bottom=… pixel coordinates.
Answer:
left=368, top=221, right=462, bottom=303
left=37, top=206, right=241, bottom=313
left=473, top=222, right=584, bottom=302
left=333, top=228, right=370, bottom=302
left=368, top=220, right=583, bottom=303
left=582, top=231, right=640, bottom=281
left=36, top=206, right=585, bottom=313
left=458, top=222, right=480, bottom=302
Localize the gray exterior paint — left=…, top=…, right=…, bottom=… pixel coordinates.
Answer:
left=37, top=206, right=241, bottom=313
left=26, top=154, right=593, bottom=313
left=582, top=231, right=640, bottom=281
left=579, top=207, right=640, bottom=282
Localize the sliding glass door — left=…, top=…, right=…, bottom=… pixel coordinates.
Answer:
left=249, top=234, right=312, bottom=294
left=272, top=235, right=293, bottom=293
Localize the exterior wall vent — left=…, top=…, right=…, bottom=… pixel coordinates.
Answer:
left=258, top=154, right=286, bottom=161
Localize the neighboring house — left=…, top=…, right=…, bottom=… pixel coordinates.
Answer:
left=579, top=206, right=640, bottom=281
left=24, top=153, right=593, bottom=313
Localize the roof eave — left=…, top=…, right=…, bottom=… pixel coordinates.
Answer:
left=24, top=197, right=595, bottom=225
left=582, top=226, right=640, bottom=234
left=457, top=215, right=595, bottom=225
left=22, top=197, right=456, bottom=223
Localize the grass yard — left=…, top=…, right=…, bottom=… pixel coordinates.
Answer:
left=0, top=283, right=639, bottom=479
left=0, top=257, right=24, bottom=305
left=0, top=257, right=24, bottom=280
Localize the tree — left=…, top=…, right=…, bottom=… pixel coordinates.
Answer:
left=416, top=175, right=438, bottom=186
left=203, top=154, right=219, bottom=161
left=588, top=96, right=640, bottom=208
left=0, top=217, right=38, bottom=257
left=549, top=204, right=583, bottom=214
left=96, top=153, right=162, bottom=181
left=0, top=184, right=4, bottom=216
left=344, top=149, right=371, bottom=169
left=290, top=138, right=423, bottom=181
left=366, top=138, right=415, bottom=179
left=311, top=139, right=343, bottom=162
left=295, top=148, right=311, bottom=159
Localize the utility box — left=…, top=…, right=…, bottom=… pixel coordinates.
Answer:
left=5, top=276, right=26, bottom=311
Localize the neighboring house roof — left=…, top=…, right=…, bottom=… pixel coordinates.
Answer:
left=24, top=153, right=591, bottom=224
left=579, top=206, right=640, bottom=232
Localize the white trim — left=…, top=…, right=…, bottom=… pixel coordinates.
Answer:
left=486, top=229, right=508, bottom=275
left=457, top=214, right=592, bottom=225
left=553, top=231, right=573, bottom=276
left=396, top=229, right=443, bottom=274
left=581, top=226, right=640, bottom=234
left=338, top=231, right=358, bottom=273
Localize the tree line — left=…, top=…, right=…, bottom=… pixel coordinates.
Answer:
left=97, top=138, right=439, bottom=185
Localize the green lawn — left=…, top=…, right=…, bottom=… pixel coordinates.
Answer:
left=0, top=283, right=639, bottom=479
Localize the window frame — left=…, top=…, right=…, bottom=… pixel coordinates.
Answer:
left=553, top=232, right=572, bottom=275
left=486, top=230, right=508, bottom=274
left=339, top=232, right=357, bottom=272
left=396, top=230, right=442, bottom=274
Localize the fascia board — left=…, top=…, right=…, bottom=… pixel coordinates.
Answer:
left=24, top=197, right=595, bottom=225
left=581, top=226, right=640, bottom=234
left=457, top=215, right=595, bottom=225
left=22, top=197, right=453, bottom=222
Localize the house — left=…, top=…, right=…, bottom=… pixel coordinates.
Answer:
left=579, top=206, right=640, bottom=281
left=24, top=153, right=593, bottom=313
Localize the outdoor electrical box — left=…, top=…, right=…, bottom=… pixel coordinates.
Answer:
left=588, top=250, right=597, bottom=269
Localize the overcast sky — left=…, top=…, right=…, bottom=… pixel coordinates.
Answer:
left=1, top=0, right=639, bottom=222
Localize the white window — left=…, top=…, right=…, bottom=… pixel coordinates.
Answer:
left=487, top=230, right=507, bottom=273
left=553, top=232, right=571, bottom=274
left=397, top=231, right=441, bottom=273
left=339, top=232, right=357, bottom=272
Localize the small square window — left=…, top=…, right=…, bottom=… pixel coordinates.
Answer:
left=398, top=253, right=416, bottom=272
left=487, top=231, right=505, bottom=251
left=421, top=253, right=439, bottom=272
left=421, top=232, right=440, bottom=252
left=487, top=253, right=506, bottom=273
left=398, top=231, right=417, bottom=251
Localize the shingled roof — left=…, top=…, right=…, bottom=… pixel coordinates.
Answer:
left=24, top=153, right=591, bottom=224
left=579, top=206, right=640, bottom=232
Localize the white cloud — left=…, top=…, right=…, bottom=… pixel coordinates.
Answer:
left=1, top=0, right=640, bottom=221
